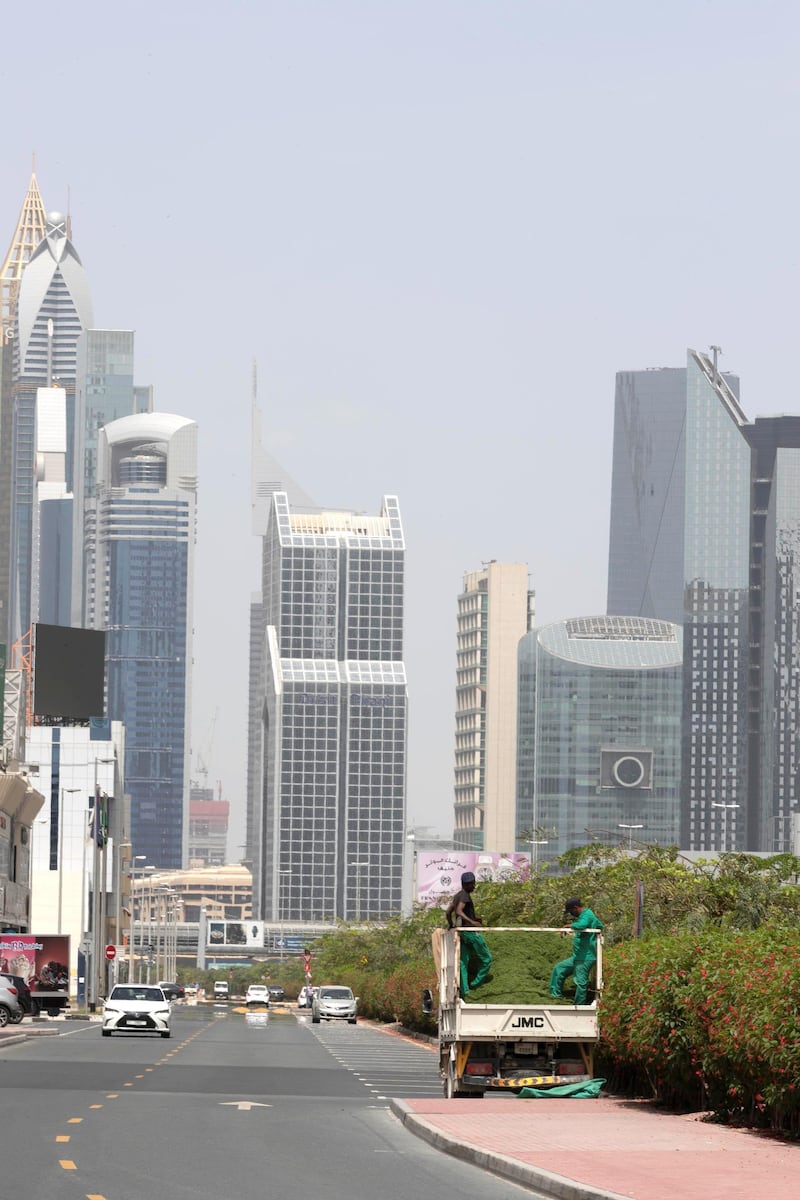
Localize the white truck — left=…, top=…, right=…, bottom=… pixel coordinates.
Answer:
left=427, top=926, right=603, bottom=1098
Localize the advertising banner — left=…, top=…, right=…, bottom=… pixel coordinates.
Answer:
left=415, top=850, right=529, bottom=906
left=207, top=920, right=264, bottom=948
left=0, top=933, right=70, bottom=993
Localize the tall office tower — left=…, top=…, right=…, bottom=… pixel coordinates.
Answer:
left=71, top=330, right=152, bottom=626
left=257, top=492, right=407, bottom=922
left=744, top=415, right=800, bottom=853
left=10, top=211, right=93, bottom=645
left=607, top=349, right=800, bottom=852
left=0, top=171, right=48, bottom=644
left=516, top=617, right=683, bottom=861
left=31, top=387, right=72, bottom=626
left=245, top=375, right=315, bottom=905
left=0, top=169, right=47, bottom=339
left=93, top=413, right=197, bottom=868
left=453, top=562, right=534, bottom=852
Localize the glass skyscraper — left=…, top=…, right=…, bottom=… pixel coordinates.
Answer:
left=256, top=492, right=407, bottom=922
left=93, top=413, right=197, bottom=868
left=71, top=329, right=152, bottom=627
left=607, top=349, right=800, bottom=852
left=516, top=616, right=683, bottom=860
left=9, top=211, right=93, bottom=645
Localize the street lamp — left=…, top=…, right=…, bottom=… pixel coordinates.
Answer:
left=57, top=788, right=80, bottom=934
left=526, top=839, right=549, bottom=874
left=114, top=842, right=132, bottom=985
left=711, top=802, right=740, bottom=852
left=278, top=870, right=292, bottom=959
left=618, top=824, right=644, bottom=850
left=91, top=756, right=116, bottom=1004
left=351, top=862, right=369, bottom=922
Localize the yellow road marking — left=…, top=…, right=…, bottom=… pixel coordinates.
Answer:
left=135, top=1074, right=144, bottom=1078
left=106, top=1093, right=118, bottom=1098
left=90, top=1104, right=103, bottom=1109
left=68, top=1118, right=83, bottom=1124
left=123, top=1082, right=133, bottom=1087
left=87, top=1194, right=107, bottom=1199
left=56, top=1136, right=70, bottom=1143
left=145, top=1067, right=153, bottom=1072
left=59, top=1160, right=77, bottom=1170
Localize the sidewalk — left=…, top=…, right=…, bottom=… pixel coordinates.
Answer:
left=390, top=1095, right=798, bottom=1200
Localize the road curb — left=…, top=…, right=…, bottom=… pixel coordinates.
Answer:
left=0, top=1032, right=29, bottom=1048
left=389, top=1099, right=631, bottom=1200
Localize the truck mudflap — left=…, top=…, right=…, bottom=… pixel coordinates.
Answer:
left=488, top=1072, right=592, bottom=1090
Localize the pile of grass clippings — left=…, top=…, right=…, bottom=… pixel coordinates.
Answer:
left=462, top=930, right=580, bottom=1004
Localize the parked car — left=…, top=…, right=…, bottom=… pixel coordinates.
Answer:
left=267, top=985, right=285, bottom=1002
left=157, top=981, right=185, bottom=1001
left=0, top=979, right=25, bottom=1027
left=0, top=973, right=34, bottom=1020
left=245, top=984, right=270, bottom=1006
left=213, top=980, right=230, bottom=1001
left=297, top=986, right=311, bottom=1008
left=101, top=985, right=171, bottom=1038
left=311, top=984, right=358, bottom=1025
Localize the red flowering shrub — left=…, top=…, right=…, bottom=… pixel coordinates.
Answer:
left=599, top=929, right=800, bottom=1132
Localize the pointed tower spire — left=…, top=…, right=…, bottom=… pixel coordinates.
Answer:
left=1, top=166, right=47, bottom=337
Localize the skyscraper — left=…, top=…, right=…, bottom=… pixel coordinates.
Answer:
left=71, top=329, right=151, bottom=627
left=9, top=210, right=93, bottom=645
left=516, top=616, right=683, bottom=860
left=453, top=562, right=534, bottom=851
left=93, top=413, right=197, bottom=868
left=0, top=170, right=48, bottom=645
left=256, top=492, right=407, bottom=922
left=607, top=349, right=800, bottom=852
left=245, top=373, right=315, bottom=894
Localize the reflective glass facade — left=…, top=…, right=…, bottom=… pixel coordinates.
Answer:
left=94, top=415, right=197, bottom=869
left=516, top=617, right=683, bottom=860
left=607, top=351, right=800, bottom=852
left=259, top=494, right=407, bottom=921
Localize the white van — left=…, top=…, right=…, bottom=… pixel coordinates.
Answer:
left=213, top=980, right=230, bottom=1001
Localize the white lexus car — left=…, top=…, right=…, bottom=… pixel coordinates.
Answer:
left=102, top=985, right=172, bottom=1038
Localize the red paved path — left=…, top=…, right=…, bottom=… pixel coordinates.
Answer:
left=392, top=1096, right=798, bottom=1199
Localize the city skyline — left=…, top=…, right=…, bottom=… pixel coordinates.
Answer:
left=3, top=3, right=800, bottom=846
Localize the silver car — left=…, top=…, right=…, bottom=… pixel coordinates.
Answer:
left=0, top=980, right=25, bottom=1027
left=311, top=984, right=357, bottom=1024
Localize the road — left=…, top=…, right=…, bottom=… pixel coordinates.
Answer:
left=0, top=1005, right=538, bottom=1200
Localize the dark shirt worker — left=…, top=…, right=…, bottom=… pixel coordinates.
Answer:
left=446, top=871, right=492, bottom=997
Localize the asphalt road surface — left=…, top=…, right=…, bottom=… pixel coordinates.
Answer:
left=0, top=1006, right=537, bottom=1200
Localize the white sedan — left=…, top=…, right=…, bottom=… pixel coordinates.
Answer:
left=102, top=985, right=172, bottom=1038
left=245, top=984, right=270, bottom=1006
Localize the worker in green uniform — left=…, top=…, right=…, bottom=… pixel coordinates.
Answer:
left=549, top=897, right=603, bottom=1005
left=446, top=871, right=492, bottom=996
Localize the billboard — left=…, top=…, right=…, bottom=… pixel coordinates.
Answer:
left=0, top=933, right=70, bottom=994
left=32, top=623, right=106, bottom=720
left=207, top=920, right=264, bottom=948
left=415, top=850, right=529, bottom=906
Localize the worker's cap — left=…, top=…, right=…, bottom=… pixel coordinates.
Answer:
left=564, top=897, right=582, bottom=912
left=461, top=871, right=476, bottom=884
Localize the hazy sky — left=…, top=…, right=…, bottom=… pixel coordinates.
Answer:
left=4, top=1, right=800, bottom=850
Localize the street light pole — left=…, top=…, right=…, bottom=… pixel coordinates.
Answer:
left=618, top=823, right=644, bottom=850
left=711, top=802, right=740, bottom=852
left=351, top=862, right=369, bottom=922
left=278, top=870, right=292, bottom=959
left=57, top=788, right=80, bottom=935
left=526, top=839, right=548, bottom=874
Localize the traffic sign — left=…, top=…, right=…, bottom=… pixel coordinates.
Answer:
left=105, top=945, right=116, bottom=960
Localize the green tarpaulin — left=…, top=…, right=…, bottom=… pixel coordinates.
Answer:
left=517, top=1079, right=606, bottom=1099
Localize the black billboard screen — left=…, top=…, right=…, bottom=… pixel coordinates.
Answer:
left=32, top=624, right=106, bottom=720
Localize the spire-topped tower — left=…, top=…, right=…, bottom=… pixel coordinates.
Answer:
left=0, top=166, right=47, bottom=339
